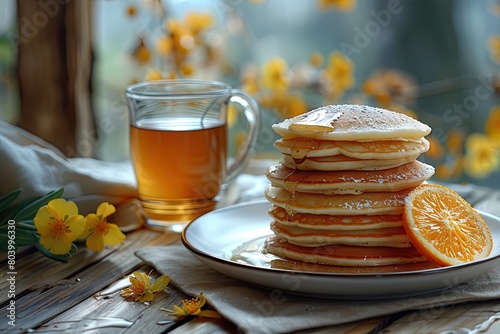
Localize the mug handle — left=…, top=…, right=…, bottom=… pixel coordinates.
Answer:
left=224, top=89, right=261, bottom=184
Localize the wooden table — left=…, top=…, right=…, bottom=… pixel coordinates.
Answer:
left=1, top=181, right=500, bottom=334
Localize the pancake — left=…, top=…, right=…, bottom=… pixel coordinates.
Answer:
left=263, top=236, right=428, bottom=266
left=270, top=221, right=412, bottom=247
left=265, top=185, right=411, bottom=215
left=281, top=154, right=418, bottom=171
left=273, top=104, right=431, bottom=141
left=269, top=205, right=404, bottom=230
left=274, top=138, right=430, bottom=160
left=264, top=104, right=434, bottom=267
left=269, top=258, right=439, bottom=273
left=266, top=161, right=435, bottom=194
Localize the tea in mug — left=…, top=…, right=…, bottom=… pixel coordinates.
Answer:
left=130, top=116, right=227, bottom=222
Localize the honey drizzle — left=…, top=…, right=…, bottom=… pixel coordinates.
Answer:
left=288, top=138, right=319, bottom=159
left=289, top=109, right=341, bottom=133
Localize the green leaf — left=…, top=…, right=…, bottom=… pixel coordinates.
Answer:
left=0, top=226, right=38, bottom=247
left=0, top=189, right=24, bottom=225
left=34, top=241, right=73, bottom=263
left=15, top=220, right=38, bottom=232
left=0, top=235, right=15, bottom=252
left=13, top=230, right=39, bottom=246
left=0, top=189, right=22, bottom=213
left=0, top=197, right=35, bottom=225
left=14, top=188, right=64, bottom=221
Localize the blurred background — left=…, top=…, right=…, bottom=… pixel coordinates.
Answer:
left=0, top=0, right=499, bottom=187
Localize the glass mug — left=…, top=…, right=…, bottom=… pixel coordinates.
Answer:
left=126, top=80, right=260, bottom=232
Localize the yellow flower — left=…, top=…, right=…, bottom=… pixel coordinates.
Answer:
left=309, top=52, right=324, bottom=68
left=320, top=51, right=355, bottom=100
left=425, top=136, right=444, bottom=160
left=227, top=103, right=239, bottom=127
left=132, top=38, right=152, bottom=65
left=166, top=19, right=193, bottom=54
left=126, top=5, right=137, bottom=17
left=318, top=0, right=356, bottom=12
left=162, top=292, right=221, bottom=319
left=436, top=158, right=464, bottom=180
left=261, top=57, right=289, bottom=92
left=464, top=133, right=500, bottom=178
left=145, top=68, right=163, bottom=81
left=156, top=36, right=173, bottom=57
left=485, top=106, right=500, bottom=145
left=446, top=130, right=465, bottom=155
left=185, top=12, right=214, bottom=35
left=83, top=202, right=126, bottom=252
left=271, top=93, right=308, bottom=119
left=242, top=80, right=259, bottom=95
left=34, top=199, right=85, bottom=255
left=387, top=103, right=418, bottom=119
left=180, top=63, right=194, bottom=76
left=241, top=64, right=260, bottom=95
left=286, top=94, right=308, bottom=118
left=120, top=271, right=170, bottom=303
left=362, top=70, right=416, bottom=107
left=488, top=35, right=500, bottom=64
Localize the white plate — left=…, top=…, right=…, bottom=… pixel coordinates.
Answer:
left=181, top=200, right=500, bottom=300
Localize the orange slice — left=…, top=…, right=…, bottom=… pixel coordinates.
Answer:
left=403, top=184, right=492, bottom=266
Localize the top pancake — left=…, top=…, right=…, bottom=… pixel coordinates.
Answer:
left=272, top=104, right=431, bottom=141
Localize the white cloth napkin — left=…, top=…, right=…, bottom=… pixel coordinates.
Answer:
left=0, top=120, right=138, bottom=214
left=136, top=244, right=500, bottom=334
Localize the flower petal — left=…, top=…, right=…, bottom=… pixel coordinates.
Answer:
left=139, top=290, right=154, bottom=303
left=34, top=206, right=51, bottom=235
left=49, top=198, right=79, bottom=217
left=49, top=237, right=73, bottom=255
left=120, top=288, right=133, bottom=299
left=199, top=310, right=221, bottom=319
left=198, top=292, right=206, bottom=307
left=149, top=274, right=170, bottom=293
left=85, top=214, right=99, bottom=228
left=173, top=305, right=186, bottom=316
left=86, top=233, right=104, bottom=252
left=97, top=202, right=116, bottom=219
left=39, top=234, right=54, bottom=250
left=133, top=271, right=150, bottom=286
left=65, top=215, right=86, bottom=241
left=102, top=224, right=126, bottom=246
left=80, top=214, right=99, bottom=240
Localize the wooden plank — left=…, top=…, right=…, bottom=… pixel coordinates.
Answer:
left=0, top=229, right=179, bottom=333
left=16, top=0, right=95, bottom=157
left=0, top=245, right=114, bottom=305
left=0, top=228, right=177, bottom=305
left=34, top=265, right=192, bottom=334
left=42, top=263, right=389, bottom=334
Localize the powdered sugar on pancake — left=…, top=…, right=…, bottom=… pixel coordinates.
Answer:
left=273, top=104, right=431, bottom=141
left=265, top=185, right=410, bottom=215
left=266, top=161, right=434, bottom=194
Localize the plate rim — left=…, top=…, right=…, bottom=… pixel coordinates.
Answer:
left=181, top=200, right=500, bottom=279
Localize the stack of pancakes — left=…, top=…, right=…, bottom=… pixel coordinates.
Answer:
left=263, top=104, right=436, bottom=268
